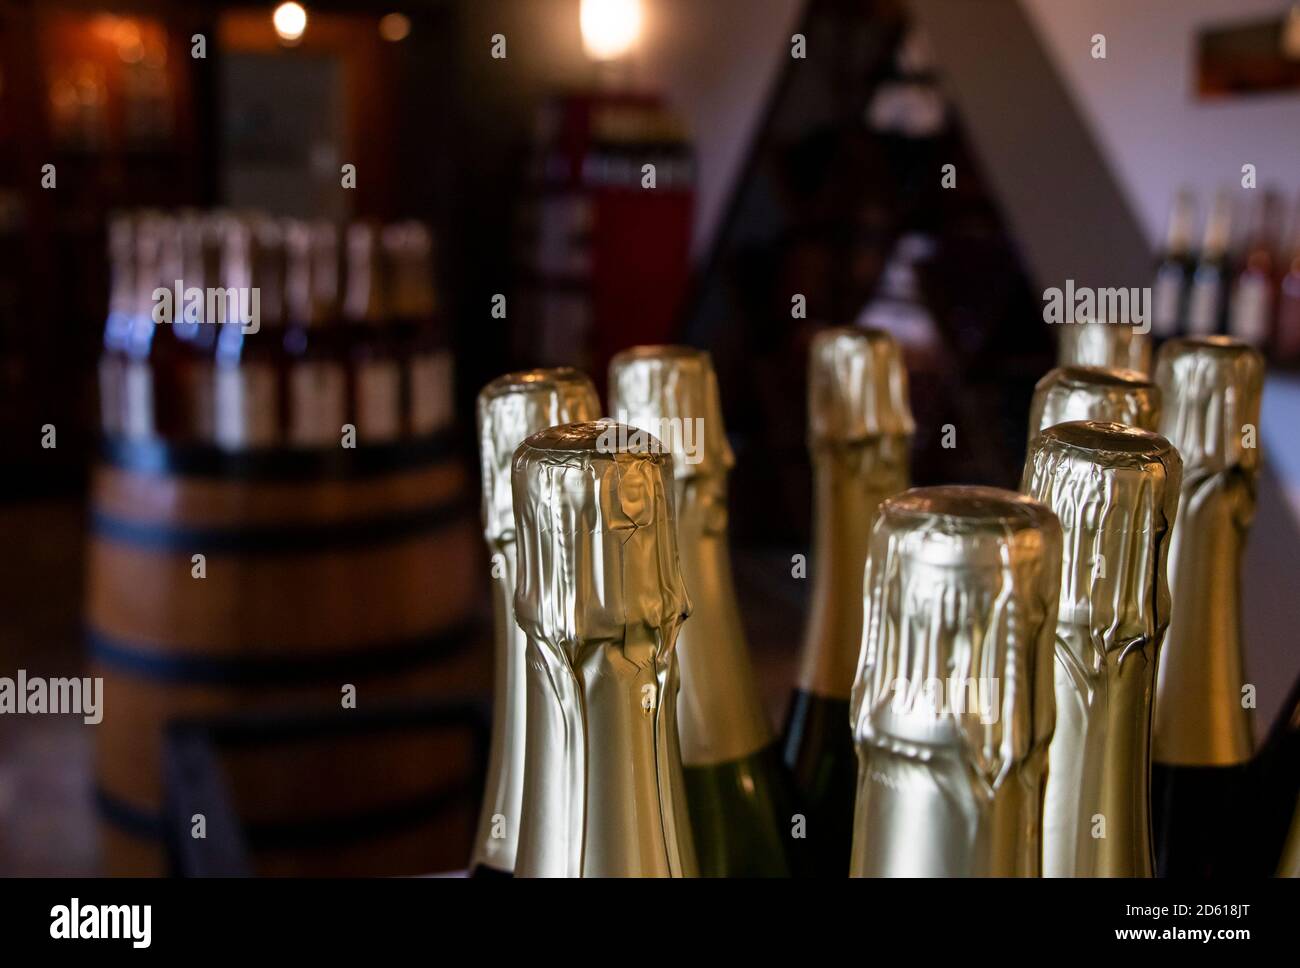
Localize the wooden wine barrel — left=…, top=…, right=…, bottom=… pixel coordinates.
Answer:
left=87, top=434, right=484, bottom=875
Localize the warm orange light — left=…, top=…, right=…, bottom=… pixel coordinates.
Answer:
left=379, top=13, right=411, bottom=43
left=580, top=0, right=642, bottom=62
left=272, top=2, right=308, bottom=44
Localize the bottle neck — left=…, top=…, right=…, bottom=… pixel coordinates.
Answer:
left=517, top=624, right=695, bottom=877
left=672, top=474, right=771, bottom=766
left=799, top=437, right=909, bottom=699
left=1154, top=467, right=1254, bottom=765
left=471, top=540, right=527, bottom=873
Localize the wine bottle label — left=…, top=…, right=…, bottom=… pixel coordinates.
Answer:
left=121, top=361, right=155, bottom=440
left=409, top=351, right=454, bottom=436
left=1229, top=276, right=1272, bottom=345
left=1186, top=276, right=1221, bottom=333
left=355, top=358, right=402, bottom=442
left=214, top=364, right=279, bottom=449
left=98, top=357, right=123, bottom=435
left=288, top=360, right=347, bottom=447
left=1151, top=266, right=1184, bottom=336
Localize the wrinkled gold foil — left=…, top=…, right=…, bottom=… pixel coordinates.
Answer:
left=609, top=346, right=771, bottom=766
left=850, top=486, right=1061, bottom=877
left=800, top=327, right=913, bottom=698
left=1024, top=421, right=1181, bottom=877
left=511, top=421, right=697, bottom=877
left=472, top=368, right=601, bottom=873
left=1028, top=366, right=1160, bottom=446
left=1057, top=321, right=1152, bottom=374
left=1153, top=337, right=1264, bottom=767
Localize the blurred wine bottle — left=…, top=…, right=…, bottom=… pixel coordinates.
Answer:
left=99, top=212, right=135, bottom=437
left=610, top=346, right=793, bottom=877
left=1228, top=188, right=1284, bottom=348
left=1026, top=422, right=1181, bottom=876
left=1057, top=321, right=1151, bottom=374
left=1273, top=195, right=1300, bottom=366
left=1152, top=336, right=1264, bottom=877
left=345, top=221, right=402, bottom=443
left=1186, top=190, right=1234, bottom=336
left=1027, top=365, right=1160, bottom=449
left=1151, top=188, right=1197, bottom=339
left=784, top=327, right=912, bottom=875
left=283, top=220, right=347, bottom=448
left=213, top=216, right=282, bottom=450
left=512, top=421, right=696, bottom=877
left=385, top=222, right=453, bottom=437
left=472, top=368, right=601, bottom=878
left=849, top=486, right=1060, bottom=877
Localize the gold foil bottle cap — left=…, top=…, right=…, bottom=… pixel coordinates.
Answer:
left=1028, top=365, right=1161, bottom=444
left=1058, top=321, right=1151, bottom=373
left=477, top=369, right=601, bottom=547
left=1155, top=336, right=1264, bottom=474
left=808, top=327, right=914, bottom=443
left=850, top=485, right=1060, bottom=876
left=608, top=345, right=732, bottom=479
left=512, top=420, right=691, bottom=651
left=853, top=485, right=1060, bottom=778
left=1024, top=421, right=1181, bottom=648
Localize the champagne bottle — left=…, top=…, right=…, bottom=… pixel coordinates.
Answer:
left=1057, top=321, right=1151, bottom=374
left=1152, top=336, right=1265, bottom=877
left=472, top=369, right=601, bottom=877
left=1025, top=421, right=1181, bottom=876
left=1186, top=190, right=1234, bottom=336
left=610, top=345, right=792, bottom=876
left=1151, top=189, right=1197, bottom=339
left=785, top=327, right=913, bottom=875
left=1028, top=365, right=1160, bottom=448
left=512, top=420, right=697, bottom=877
left=1242, top=671, right=1300, bottom=875
left=849, top=486, right=1060, bottom=877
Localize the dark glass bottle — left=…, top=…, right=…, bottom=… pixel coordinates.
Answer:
left=783, top=327, right=912, bottom=875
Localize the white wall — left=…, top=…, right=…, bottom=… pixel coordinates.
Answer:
left=1020, top=0, right=1300, bottom=246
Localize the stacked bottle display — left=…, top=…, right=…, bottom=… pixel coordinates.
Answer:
left=469, top=324, right=1298, bottom=877
left=98, top=209, right=453, bottom=449
left=1151, top=186, right=1300, bottom=366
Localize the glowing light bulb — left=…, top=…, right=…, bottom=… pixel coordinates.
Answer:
left=272, top=2, right=308, bottom=44
left=580, top=0, right=642, bottom=62
left=379, top=13, right=411, bottom=43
